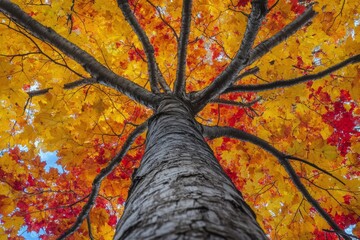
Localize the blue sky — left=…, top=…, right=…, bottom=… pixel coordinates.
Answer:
left=39, top=150, right=63, bottom=173
left=18, top=226, right=45, bottom=240
left=14, top=150, right=61, bottom=239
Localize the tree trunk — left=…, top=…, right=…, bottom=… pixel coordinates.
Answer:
left=114, top=96, right=267, bottom=239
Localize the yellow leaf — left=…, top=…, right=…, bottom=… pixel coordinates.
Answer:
left=3, top=216, right=25, bottom=229
left=0, top=197, right=16, bottom=215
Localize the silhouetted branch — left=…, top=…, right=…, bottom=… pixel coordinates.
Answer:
left=224, top=54, right=360, bottom=93
left=192, top=0, right=267, bottom=110
left=268, top=0, right=279, bottom=12
left=227, top=0, right=249, bottom=17
left=211, top=97, right=262, bottom=108
left=0, top=0, right=160, bottom=108
left=86, top=216, right=95, bottom=240
left=26, top=78, right=96, bottom=98
left=192, top=5, right=316, bottom=112
left=58, top=122, right=148, bottom=239
left=202, top=125, right=351, bottom=240
left=117, top=0, right=169, bottom=93
left=323, top=229, right=360, bottom=240
left=249, top=5, right=317, bottom=63
left=146, top=0, right=179, bottom=42
left=174, top=0, right=193, bottom=96
left=0, top=51, right=40, bottom=58
left=287, top=156, right=345, bottom=185
left=235, top=66, right=260, bottom=81
left=1, top=23, right=85, bottom=78
left=189, top=67, right=259, bottom=99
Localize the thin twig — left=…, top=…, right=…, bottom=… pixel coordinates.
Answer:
left=57, top=122, right=148, bottom=239
left=224, top=54, right=360, bottom=93
left=117, top=0, right=169, bottom=93
left=287, top=155, right=345, bottom=185
left=192, top=5, right=316, bottom=112
left=211, top=97, right=262, bottom=108
left=189, top=67, right=259, bottom=100
left=0, top=0, right=159, bottom=108
left=26, top=78, right=96, bottom=97
left=192, top=0, right=268, bottom=111
left=86, top=216, right=95, bottom=240
left=145, top=0, right=179, bottom=41
left=249, top=5, right=316, bottom=63
left=202, top=125, right=352, bottom=240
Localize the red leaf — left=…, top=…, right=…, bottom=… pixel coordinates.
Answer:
left=17, top=200, right=28, bottom=211
left=343, top=195, right=352, bottom=204
left=27, top=175, right=36, bottom=187
left=236, top=0, right=251, bottom=7
left=290, top=0, right=306, bottom=14
left=322, top=91, right=360, bottom=156
left=23, top=84, right=31, bottom=91
left=108, top=215, right=117, bottom=226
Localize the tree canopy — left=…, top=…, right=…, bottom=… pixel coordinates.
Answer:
left=0, top=0, right=359, bottom=239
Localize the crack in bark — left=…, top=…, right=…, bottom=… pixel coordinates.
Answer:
left=115, top=98, right=267, bottom=239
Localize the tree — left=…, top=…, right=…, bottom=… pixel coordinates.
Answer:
left=0, top=0, right=359, bottom=239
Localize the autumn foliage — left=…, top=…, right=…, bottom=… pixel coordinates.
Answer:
left=0, top=0, right=359, bottom=239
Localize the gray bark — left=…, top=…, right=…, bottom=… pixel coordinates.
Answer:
left=114, top=96, right=267, bottom=239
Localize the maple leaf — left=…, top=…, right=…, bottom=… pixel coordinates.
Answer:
left=0, top=0, right=359, bottom=239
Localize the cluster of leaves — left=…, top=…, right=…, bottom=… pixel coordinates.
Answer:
left=0, top=0, right=359, bottom=239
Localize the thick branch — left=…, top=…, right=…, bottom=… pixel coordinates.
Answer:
left=224, top=54, right=360, bottom=93
left=173, top=0, right=193, bottom=96
left=117, top=0, right=169, bottom=93
left=192, top=0, right=268, bottom=110
left=58, top=122, right=147, bottom=239
left=193, top=5, right=317, bottom=112
left=249, top=5, right=317, bottom=64
left=202, top=125, right=351, bottom=240
left=27, top=78, right=96, bottom=97
left=0, top=0, right=160, bottom=108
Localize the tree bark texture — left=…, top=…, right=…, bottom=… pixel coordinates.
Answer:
left=114, top=96, right=267, bottom=239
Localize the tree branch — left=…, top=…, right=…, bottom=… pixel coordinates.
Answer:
left=1, top=22, right=85, bottom=78
left=0, top=0, right=160, bottom=108
left=117, top=0, right=170, bottom=93
left=145, top=0, right=179, bottom=42
left=192, top=0, right=268, bottom=110
left=287, top=156, right=345, bottom=185
left=211, top=97, right=262, bottom=108
left=173, top=0, right=193, bottom=96
left=224, top=54, right=360, bottom=93
left=188, top=66, right=259, bottom=99
left=192, top=5, right=317, bottom=112
left=26, top=78, right=96, bottom=98
left=249, top=5, right=317, bottom=64
left=58, top=122, right=148, bottom=239
left=86, top=216, right=95, bottom=240
left=234, top=66, right=260, bottom=81
left=202, top=125, right=351, bottom=240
